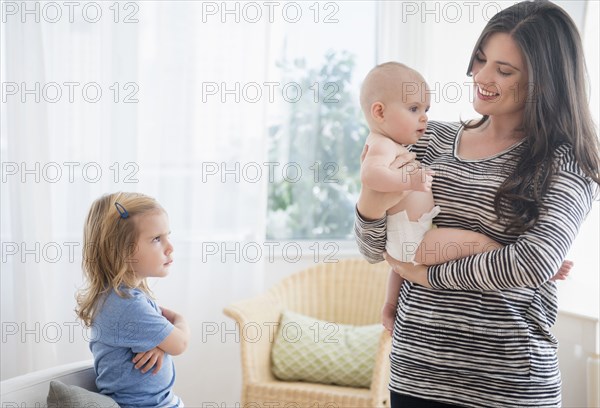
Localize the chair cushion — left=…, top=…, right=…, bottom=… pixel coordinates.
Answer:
left=47, top=380, right=120, bottom=407
left=271, top=310, right=382, bottom=388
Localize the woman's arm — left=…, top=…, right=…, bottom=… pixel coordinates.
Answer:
left=414, top=228, right=573, bottom=279
left=426, top=150, right=595, bottom=291
left=354, top=208, right=387, bottom=263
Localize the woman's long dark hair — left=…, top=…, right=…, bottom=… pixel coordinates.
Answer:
left=464, top=0, right=600, bottom=233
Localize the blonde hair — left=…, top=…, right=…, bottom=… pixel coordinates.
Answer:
left=76, top=192, right=165, bottom=326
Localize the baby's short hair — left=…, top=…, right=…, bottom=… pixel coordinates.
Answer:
left=360, top=62, right=426, bottom=117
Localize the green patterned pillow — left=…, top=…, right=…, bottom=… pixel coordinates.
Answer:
left=271, top=310, right=383, bottom=388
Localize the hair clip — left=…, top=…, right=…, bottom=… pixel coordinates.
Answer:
left=115, top=202, right=129, bottom=219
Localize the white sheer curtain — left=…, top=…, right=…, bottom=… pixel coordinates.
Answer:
left=376, top=0, right=599, bottom=318
left=1, top=1, right=270, bottom=402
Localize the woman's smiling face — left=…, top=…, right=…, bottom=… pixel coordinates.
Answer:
left=471, top=33, right=530, bottom=120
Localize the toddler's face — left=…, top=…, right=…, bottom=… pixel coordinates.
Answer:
left=381, top=86, right=430, bottom=145
left=129, top=210, right=174, bottom=284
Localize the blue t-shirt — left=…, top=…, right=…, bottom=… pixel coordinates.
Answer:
left=90, top=287, right=179, bottom=408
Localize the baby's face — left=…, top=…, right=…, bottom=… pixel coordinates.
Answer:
left=379, top=86, right=430, bottom=145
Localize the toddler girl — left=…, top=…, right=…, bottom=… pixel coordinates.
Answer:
left=76, top=192, right=189, bottom=408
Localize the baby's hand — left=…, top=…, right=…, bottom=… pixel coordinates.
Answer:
left=404, top=164, right=434, bottom=192
left=133, top=347, right=165, bottom=374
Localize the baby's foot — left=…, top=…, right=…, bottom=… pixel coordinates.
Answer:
left=381, top=303, right=397, bottom=334
left=550, top=260, right=573, bottom=281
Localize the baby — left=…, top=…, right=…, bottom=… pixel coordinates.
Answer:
left=359, top=62, right=444, bottom=332
left=359, top=62, right=573, bottom=333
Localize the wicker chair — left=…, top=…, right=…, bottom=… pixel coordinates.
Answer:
left=223, top=258, right=391, bottom=407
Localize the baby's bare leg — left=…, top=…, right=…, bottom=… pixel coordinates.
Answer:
left=382, top=269, right=403, bottom=334
left=414, top=228, right=502, bottom=265
left=414, top=228, right=574, bottom=281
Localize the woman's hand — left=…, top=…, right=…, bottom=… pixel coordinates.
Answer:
left=360, top=144, right=417, bottom=168
left=133, top=347, right=165, bottom=374
left=384, top=252, right=431, bottom=288
left=357, top=145, right=419, bottom=220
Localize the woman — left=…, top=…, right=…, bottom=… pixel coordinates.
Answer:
left=354, top=1, right=600, bottom=407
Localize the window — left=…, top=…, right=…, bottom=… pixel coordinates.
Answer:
left=266, top=1, right=376, bottom=240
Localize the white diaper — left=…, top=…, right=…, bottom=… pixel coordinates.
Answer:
left=386, top=206, right=441, bottom=262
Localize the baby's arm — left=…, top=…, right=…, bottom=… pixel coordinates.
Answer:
left=361, top=136, right=433, bottom=193
left=382, top=270, right=403, bottom=334
left=357, top=146, right=419, bottom=221
left=157, top=306, right=190, bottom=356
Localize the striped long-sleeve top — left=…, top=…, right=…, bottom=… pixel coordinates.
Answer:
left=354, top=121, right=596, bottom=408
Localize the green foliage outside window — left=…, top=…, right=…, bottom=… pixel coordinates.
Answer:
left=267, top=50, right=368, bottom=240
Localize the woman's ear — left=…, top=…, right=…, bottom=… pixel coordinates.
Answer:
left=370, top=102, right=385, bottom=123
